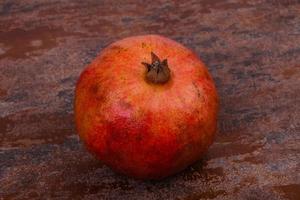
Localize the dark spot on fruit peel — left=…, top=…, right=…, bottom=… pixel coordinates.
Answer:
left=89, top=84, right=106, bottom=102
left=141, top=42, right=147, bottom=48
left=119, top=101, right=132, bottom=110
left=110, top=130, right=126, bottom=142
left=106, top=118, right=132, bottom=142
left=192, top=82, right=201, bottom=98
left=90, top=85, right=98, bottom=94
left=110, top=45, right=127, bottom=53
left=109, top=45, right=122, bottom=51
left=135, top=134, right=143, bottom=142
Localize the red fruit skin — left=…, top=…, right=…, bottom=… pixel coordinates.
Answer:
left=74, top=35, right=219, bottom=180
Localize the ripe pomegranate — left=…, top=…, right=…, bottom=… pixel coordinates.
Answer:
left=74, top=35, right=218, bottom=179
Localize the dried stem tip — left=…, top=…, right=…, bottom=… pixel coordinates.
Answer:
left=142, top=52, right=170, bottom=84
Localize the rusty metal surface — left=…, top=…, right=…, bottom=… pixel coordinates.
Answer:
left=0, top=0, right=300, bottom=199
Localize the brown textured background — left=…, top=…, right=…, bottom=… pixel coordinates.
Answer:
left=0, top=0, right=300, bottom=199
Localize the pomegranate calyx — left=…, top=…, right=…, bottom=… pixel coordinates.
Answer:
left=142, top=52, right=170, bottom=84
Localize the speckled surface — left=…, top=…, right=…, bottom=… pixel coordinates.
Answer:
left=0, top=0, right=299, bottom=199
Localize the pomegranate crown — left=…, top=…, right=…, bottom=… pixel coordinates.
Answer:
left=141, top=52, right=170, bottom=84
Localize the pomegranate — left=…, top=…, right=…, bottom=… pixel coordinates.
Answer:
left=74, top=35, right=218, bottom=179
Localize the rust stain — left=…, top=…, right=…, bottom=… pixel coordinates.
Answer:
left=38, top=4, right=115, bottom=17
left=0, top=112, right=75, bottom=148
left=282, top=67, right=299, bottom=79
left=215, top=131, right=241, bottom=143
left=0, top=116, right=13, bottom=134
left=208, top=142, right=263, bottom=159
left=274, top=184, right=300, bottom=200
left=183, top=165, right=225, bottom=182
left=37, top=8, right=60, bottom=17
left=62, top=180, right=133, bottom=199
left=4, top=138, right=45, bottom=147
left=84, top=22, right=119, bottom=37
left=184, top=189, right=227, bottom=200
left=0, top=26, right=80, bottom=59
left=0, top=87, right=8, bottom=98
left=197, top=0, right=252, bottom=13
left=233, top=176, right=258, bottom=194
left=233, top=155, right=264, bottom=164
